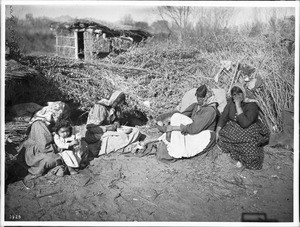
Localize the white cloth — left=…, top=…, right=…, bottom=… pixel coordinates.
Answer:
left=54, top=134, right=75, bottom=150
left=59, top=150, right=81, bottom=168
left=176, top=88, right=227, bottom=114
left=158, top=113, right=211, bottom=158
left=54, top=134, right=81, bottom=168
left=175, top=88, right=197, bottom=112
left=29, top=101, right=68, bottom=125
left=97, top=91, right=124, bottom=107
left=99, top=126, right=140, bottom=155
left=207, top=88, right=227, bottom=113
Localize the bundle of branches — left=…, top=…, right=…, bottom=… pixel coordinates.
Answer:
left=193, top=37, right=294, bottom=132
left=248, top=42, right=294, bottom=132
left=16, top=30, right=294, bottom=132
left=18, top=55, right=161, bottom=120
left=18, top=48, right=206, bottom=120
left=105, top=43, right=212, bottom=117
left=103, top=36, right=294, bottom=131
left=19, top=55, right=116, bottom=109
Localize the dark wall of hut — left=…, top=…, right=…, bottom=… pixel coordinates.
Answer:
left=84, top=32, right=110, bottom=61
left=111, top=38, right=132, bottom=53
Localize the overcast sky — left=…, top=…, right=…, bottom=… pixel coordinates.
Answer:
left=5, top=2, right=296, bottom=26
left=7, top=4, right=159, bottom=23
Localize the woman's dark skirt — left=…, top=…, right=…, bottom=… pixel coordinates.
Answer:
left=218, top=120, right=270, bottom=170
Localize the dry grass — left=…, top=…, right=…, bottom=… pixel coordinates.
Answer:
left=13, top=31, right=294, bottom=133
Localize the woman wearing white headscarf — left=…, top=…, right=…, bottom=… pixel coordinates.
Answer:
left=216, top=83, right=270, bottom=170
left=19, top=101, right=71, bottom=176
left=85, top=91, right=140, bottom=156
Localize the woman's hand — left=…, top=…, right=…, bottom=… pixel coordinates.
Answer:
left=156, top=120, right=164, bottom=127
left=233, top=96, right=244, bottom=115
left=166, top=125, right=173, bottom=132
left=108, top=108, right=115, bottom=117
left=166, top=125, right=182, bottom=132
left=71, top=140, right=79, bottom=146
left=75, top=133, right=82, bottom=140
left=216, top=132, right=219, bottom=142
left=106, top=124, right=117, bottom=131
left=233, top=96, right=243, bottom=107
left=108, top=108, right=116, bottom=122
left=113, top=121, right=121, bottom=128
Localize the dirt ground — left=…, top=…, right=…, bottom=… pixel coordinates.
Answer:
left=4, top=121, right=294, bottom=224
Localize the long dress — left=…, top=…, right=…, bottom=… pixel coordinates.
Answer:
left=19, top=101, right=70, bottom=175
left=159, top=114, right=212, bottom=158
left=86, top=91, right=126, bottom=128
left=19, top=121, right=61, bottom=175
left=159, top=103, right=218, bottom=159
left=86, top=104, right=111, bottom=127
left=218, top=99, right=270, bottom=170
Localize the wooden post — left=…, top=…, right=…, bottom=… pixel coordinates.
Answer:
left=55, top=33, right=58, bottom=56
left=228, top=62, right=240, bottom=95
left=74, top=30, right=78, bottom=60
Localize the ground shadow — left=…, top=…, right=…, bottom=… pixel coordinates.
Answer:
left=5, top=144, right=28, bottom=193
left=121, top=109, right=148, bottom=127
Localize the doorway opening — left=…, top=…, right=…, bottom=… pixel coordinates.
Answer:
left=77, top=32, right=84, bottom=59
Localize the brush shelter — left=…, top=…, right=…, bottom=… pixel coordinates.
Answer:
left=50, top=21, right=151, bottom=60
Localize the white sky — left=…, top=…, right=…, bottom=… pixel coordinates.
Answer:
left=7, top=5, right=159, bottom=24
left=4, top=2, right=296, bottom=26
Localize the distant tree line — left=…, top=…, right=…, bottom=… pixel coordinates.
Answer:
left=6, top=13, right=56, bottom=56
left=5, top=6, right=295, bottom=55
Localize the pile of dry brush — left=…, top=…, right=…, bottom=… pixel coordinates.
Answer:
left=14, top=33, right=294, bottom=132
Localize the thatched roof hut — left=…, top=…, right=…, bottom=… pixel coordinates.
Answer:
left=50, top=21, right=152, bottom=60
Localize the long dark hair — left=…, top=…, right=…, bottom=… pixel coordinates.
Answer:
left=54, top=119, right=72, bottom=135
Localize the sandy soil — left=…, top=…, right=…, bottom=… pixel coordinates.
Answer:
left=4, top=123, right=294, bottom=223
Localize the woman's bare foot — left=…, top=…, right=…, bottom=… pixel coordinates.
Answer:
left=68, top=167, right=78, bottom=175
left=236, top=161, right=243, bottom=168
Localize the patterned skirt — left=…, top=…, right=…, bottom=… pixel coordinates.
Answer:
left=218, top=120, right=270, bottom=170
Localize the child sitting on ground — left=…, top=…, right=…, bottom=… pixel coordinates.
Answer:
left=53, top=119, right=82, bottom=175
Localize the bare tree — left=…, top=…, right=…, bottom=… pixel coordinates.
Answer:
left=157, top=6, right=193, bottom=43
left=195, top=7, right=235, bottom=36
left=151, top=20, right=170, bottom=34
left=121, top=14, right=134, bottom=26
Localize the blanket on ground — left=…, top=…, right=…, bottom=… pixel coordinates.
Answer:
left=99, top=126, right=141, bottom=156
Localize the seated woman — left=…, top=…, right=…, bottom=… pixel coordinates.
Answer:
left=158, top=85, right=219, bottom=159
left=85, top=91, right=141, bottom=156
left=18, top=101, right=70, bottom=177
left=86, top=91, right=125, bottom=131
left=216, top=83, right=270, bottom=170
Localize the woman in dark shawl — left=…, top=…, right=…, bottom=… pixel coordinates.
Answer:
left=216, top=83, right=270, bottom=170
